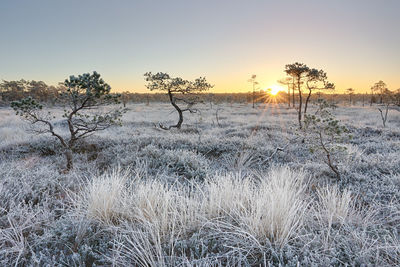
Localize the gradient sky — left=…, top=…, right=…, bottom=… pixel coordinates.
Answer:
left=1, top=0, right=399, bottom=93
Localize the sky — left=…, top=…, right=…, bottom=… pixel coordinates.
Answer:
left=1, top=0, right=399, bottom=93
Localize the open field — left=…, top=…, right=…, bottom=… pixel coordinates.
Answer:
left=0, top=102, right=400, bottom=266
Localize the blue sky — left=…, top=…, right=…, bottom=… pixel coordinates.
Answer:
left=1, top=0, right=399, bottom=92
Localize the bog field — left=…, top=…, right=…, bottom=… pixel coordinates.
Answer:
left=0, top=102, right=399, bottom=266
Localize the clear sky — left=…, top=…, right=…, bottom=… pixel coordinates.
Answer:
left=1, top=0, right=399, bottom=93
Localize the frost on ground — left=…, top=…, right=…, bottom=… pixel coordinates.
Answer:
left=0, top=103, right=399, bottom=266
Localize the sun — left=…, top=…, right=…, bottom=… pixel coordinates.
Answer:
left=267, top=84, right=284, bottom=96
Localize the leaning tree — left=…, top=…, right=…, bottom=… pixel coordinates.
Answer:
left=144, top=72, right=213, bottom=130
left=304, top=68, right=334, bottom=114
left=11, top=71, right=123, bottom=171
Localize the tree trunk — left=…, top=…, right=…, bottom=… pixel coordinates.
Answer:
left=326, top=152, right=340, bottom=179
left=297, top=78, right=303, bottom=129
left=370, top=91, right=373, bottom=106
left=175, top=107, right=183, bottom=129
left=252, top=83, right=255, bottom=109
left=65, top=149, right=73, bottom=171
left=319, top=132, right=340, bottom=179
left=292, top=78, right=295, bottom=107
left=362, top=93, right=365, bottom=106
left=45, top=121, right=73, bottom=171
left=378, top=104, right=389, bottom=128
left=166, top=90, right=184, bottom=129
left=304, top=88, right=312, bottom=114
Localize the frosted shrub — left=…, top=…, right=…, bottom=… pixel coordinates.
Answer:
left=140, top=144, right=209, bottom=179
left=342, top=143, right=364, bottom=169
left=316, top=185, right=355, bottom=225
left=112, top=222, right=171, bottom=267
left=242, top=166, right=308, bottom=247
left=202, top=173, right=254, bottom=218
left=80, top=167, right=197, bottom=238
left=85, top=168, right=129, bottom=224
left=2, top=103, right=400, bottom=266
left=79, top=166, right=308, bottom=245
left=30, top=217, right=115, bottom=266
left=126, top=181, right=180, bottom=237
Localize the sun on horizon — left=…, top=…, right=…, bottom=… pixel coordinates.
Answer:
left=266, top=84, right=285, bottom=96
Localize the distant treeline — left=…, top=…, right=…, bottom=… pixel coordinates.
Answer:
left=0, top=80, right=63, bottom=104
left=121, top=91, right=400, bottom=106
left=1, top=79, right=399, bottom=106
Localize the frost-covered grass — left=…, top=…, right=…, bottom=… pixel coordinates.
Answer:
left=0, top=102, right=399, bottom=266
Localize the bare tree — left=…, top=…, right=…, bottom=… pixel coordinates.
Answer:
left=144, top=72, right=212, bottom=130
left=278, top=77, right=294, bottom=107
left=346, top=88, right=355, bottom=105
left=248, top=74, right=258, bottom=108
left=363, top=91, right=366, bottom=106
left=146, top=93, right=150, bottom=106
left=121, top=91, right=130, bottom=107
left=377, top=88, right=394, bottom=128
left=11, top=71, right=123, bottom=171
left=215, top=107, right=222, bottom=127
left=284, top=62, right=310, bottom=128
left=370, top=88, right=374, bottom=106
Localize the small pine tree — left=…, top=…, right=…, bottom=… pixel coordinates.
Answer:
left=303, top=99, right=351, bottom=179
left=144, top=72, right=212, bottom=130
left=11, top=71, right=124, bottom=171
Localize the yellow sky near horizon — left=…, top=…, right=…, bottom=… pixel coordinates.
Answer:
left=107, top=73, right=400, bottom=95
left=99, top=59, right=400, bottom=95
